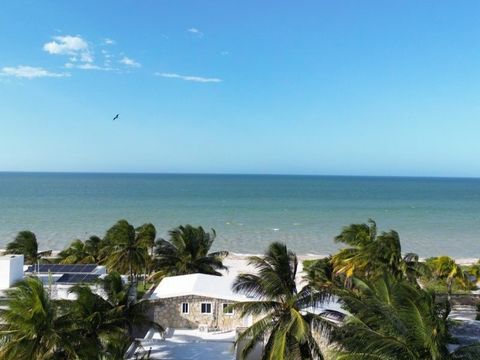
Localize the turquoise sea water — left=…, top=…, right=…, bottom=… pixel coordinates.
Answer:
left=0, top=173, right=479, bottom=258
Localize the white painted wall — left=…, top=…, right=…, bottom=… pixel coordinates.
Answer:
left=0, top=255, right=24, bottom=290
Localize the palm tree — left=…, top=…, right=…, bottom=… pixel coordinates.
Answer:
left=66, top=272, right=162, bottom=357
left=332, top=220, right=414, bottom=281
left=136, top=223, right=156, bottom=256
left=4, top=231, right=51, bottom=265
left=152, top=225, right=228, bottom=278
left=425, top=256, right=471, bottom=294
left=302, top=257, right=344, bottom=292
left=0, top=276, right=79, bottom=359
left=102, top=220, right=149, bottom=281
left=58, top=236, right=103, bottom=264
left=330, top=274, right=480, bottom=359
left=231, top=242, right=332, bottom=360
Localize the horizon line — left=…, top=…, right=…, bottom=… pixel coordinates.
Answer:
left=0, top=170, right=479, bottom=180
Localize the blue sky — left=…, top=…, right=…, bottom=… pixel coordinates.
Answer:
left=1, top=1, right=480, bottom=176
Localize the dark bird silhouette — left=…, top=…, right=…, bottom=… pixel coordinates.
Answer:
left=113, top=114, right=119, bottom=121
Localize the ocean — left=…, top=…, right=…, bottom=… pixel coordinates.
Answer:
left=0, top=172, right=479, bottom=258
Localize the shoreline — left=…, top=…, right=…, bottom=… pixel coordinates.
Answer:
left=10, top=249, right=476, bottom=266
left=227, top=252, right=478, bottom=266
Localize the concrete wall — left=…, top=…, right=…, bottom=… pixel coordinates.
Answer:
left=152, top=295, right=249, bottom=330
left=0, top=255, right=24, bottom=290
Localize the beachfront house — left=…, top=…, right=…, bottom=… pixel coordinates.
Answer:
left=149, top=273, right=254, bottom=331
left=24, top=263, right=107, bottom=299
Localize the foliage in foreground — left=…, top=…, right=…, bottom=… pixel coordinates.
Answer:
left=232, top=242, right=333, bottom=360
left=0, top=274, right=161, bottom=360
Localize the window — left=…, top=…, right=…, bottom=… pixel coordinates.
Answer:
left=222, top=303, right=234, bottom=315
left=181, top=302, right=189, bottom=314
left=200, top=302, right=212, bottom=314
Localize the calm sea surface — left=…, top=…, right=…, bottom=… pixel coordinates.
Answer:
left=0, top=173, right=479, bottom=258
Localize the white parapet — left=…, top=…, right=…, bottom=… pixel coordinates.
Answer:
left=0, top=255, right=24, bottom=290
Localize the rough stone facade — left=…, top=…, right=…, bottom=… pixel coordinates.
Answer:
left=152, top=295, right=248, bottom=330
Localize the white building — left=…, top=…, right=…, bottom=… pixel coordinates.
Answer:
left=24, top=263, right=107, bottom=300
left=0, top=255, right=24, bottom=290
left=149, top=273, right=253, bottom=330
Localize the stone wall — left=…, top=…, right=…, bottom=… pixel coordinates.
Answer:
left=152, top=295, right=248, bottom=330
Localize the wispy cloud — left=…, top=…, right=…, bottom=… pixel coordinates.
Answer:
left=43, top=34, right=97, bottom=70
left=156, top=72, right=221, bottom=83
left=104, top=38, right=115, bottom=45
left=76, top=63, right=105, bottom=70
left=43, top=35, right=89, bottom=56
left=220, top=51, right=229, bottom=56
left=187, top=28, right=204, bottom=38
left=119, top=56, right=141, bottom=68
left=0, top=66, right=69, bottom=79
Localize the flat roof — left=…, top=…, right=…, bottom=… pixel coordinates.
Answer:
left=25, top=264, right=98, bottom=274
left=0, top=255, right=23, bottom=260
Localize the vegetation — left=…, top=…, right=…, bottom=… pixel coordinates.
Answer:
left=4, top=230, right=51, bottom=264
left=232, top=242, right=332, bottom=360
left=331, top=274, right=453, bottom=359
left=0, top=274, right=160, bottom=359
left=0, top=276, right=77, bottom=359
left=235, top=221, right=480, bottom=359
left=2, top=219, right=480, bottom=359
left=101, top=220, right=150, bottom=281
left=424, top=256, right=472, bottom=294
left=58, top=236, right=103, bottom=264
left=331, top=219, right=422, bottom=283
left=152, top=225, right=228, bottom=279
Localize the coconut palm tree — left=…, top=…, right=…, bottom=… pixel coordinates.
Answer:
left=136, top=223, right=156, bottom=256
left=330, top=274, right=480, bottom=359
left=66, top=272, right=162, bottom=353
left=332, top=220, right=418, bottom=282
left=302, top=257, right=344, bottom=292
left=4, top=231, right=51, bottom=265
left=425, top=256, right=471, bottom=294
left=331, top=274, right=449, bottom=359
left=0, top=276, right=79, bottom=359
left=152, top=225, right=228, bottom=278
left=231, top=242, right=333, bottom=360
left=58, top=236, right=103, bottom=264
left=102, top=220, right=149, bottom=281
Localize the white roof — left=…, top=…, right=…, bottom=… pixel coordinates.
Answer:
left=150, top=273, right=250, bottom=302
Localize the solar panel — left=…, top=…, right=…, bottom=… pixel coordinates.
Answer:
left=25, top=264, right=98, bottom=274
left=56, top=273, right=100, bottom=284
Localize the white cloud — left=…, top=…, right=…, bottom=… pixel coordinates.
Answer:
left=0, top=66, right=69, bottom=79
left=43, top=35, right=97, bottom=69
left=104, top=38, right=115, bottom=45
left=43, top=35, right=88, bottom=55
left=220, top=51, right=229, bottom=56
left=78, top=63, right=116, bottom=71
left=119, top=56, right=140, bottom=68
left=64, top=63, right=74, bottom=68
left=156, top=72, right=221, bottom=83
left=80, top=52, right=93, bottom=63
left=187, top=28, right=204, bottom=38
left=101, top=50, right=112, bottom=58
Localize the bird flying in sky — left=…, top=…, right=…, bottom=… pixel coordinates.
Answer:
left=113, top=114, right=119, bottom=121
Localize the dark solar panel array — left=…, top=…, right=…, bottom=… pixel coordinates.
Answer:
left=56, top=273, right=100, bottom=284
left=26, top=264, right=97, bottom=274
